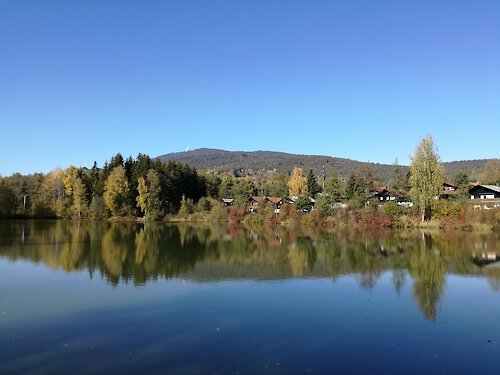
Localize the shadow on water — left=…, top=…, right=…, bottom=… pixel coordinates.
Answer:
left=1, top=220, right=499, bottom=322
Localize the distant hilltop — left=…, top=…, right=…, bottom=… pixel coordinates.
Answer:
left=156, top=148, right=489, bottom=181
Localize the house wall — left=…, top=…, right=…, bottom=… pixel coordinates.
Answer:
left=470, top=187, right=500, bottom=199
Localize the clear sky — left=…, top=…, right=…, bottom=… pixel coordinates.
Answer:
left=1, top=0, right=499, bottom=176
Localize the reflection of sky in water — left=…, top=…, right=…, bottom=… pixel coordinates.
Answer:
left=2, top=259, right=500, bottom=374
left=0, top=260, right=192, bottom=325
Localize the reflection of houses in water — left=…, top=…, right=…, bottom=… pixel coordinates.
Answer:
left=248, top=230, right=259, bottom=242
left=471, top=251, right=499, bottom=266
left=247, top=229, right=282, bottom=247
left=377, top=245, right=388, bottom=257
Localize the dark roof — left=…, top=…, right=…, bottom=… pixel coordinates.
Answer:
left=471, top=185, right=500, bottom=193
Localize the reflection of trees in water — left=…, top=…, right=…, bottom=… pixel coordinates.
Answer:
left=391, top=269, right=406, bottom=297
left=101, top=224, right=134, bottom=278
left=59, top=224, right=88, bottom=271
left=134, top=225, right=165, bottom=271
left=409, top=234, right=445, bottom=322
left=483, top=267, right=500, bottom=291
left=287, top=237, right=317, bottom=277
left=348, top=241, right=382, bottom=290
left=316, top=236, right=342, bottom=280
left=2, top=221, right=500, bottom=321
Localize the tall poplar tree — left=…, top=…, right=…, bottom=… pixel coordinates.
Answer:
left=409, top=136, right=444, bottom=222
left=136, top=177, right=149, bottom=217
left=288, top=167, right=308, bottom=196
left=136, top=169, right=162, bottom=220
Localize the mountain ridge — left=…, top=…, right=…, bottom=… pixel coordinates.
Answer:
left=157, top=148, right=488, bottom=181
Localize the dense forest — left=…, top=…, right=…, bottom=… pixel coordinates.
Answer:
left=0, top=153, right=206, bottom=219
left=158, top=148, right=490, bottom=180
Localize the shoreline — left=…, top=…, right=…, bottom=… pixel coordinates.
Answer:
left=4, top=209, right=497, bottom=232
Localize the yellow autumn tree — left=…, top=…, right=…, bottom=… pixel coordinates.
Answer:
left=37, top=169, right=67, bottom=217
left=64, top=166, right=88, bottom=217
left=136, top=169, right=162, bottom=220
left=136, top=176, right=148, bottom=216
left=288, top=167, right=308, bottom=196
left=103, top=166, right=130, bottom=216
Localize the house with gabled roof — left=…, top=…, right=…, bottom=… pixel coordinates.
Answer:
left=441, top=182, right=458, bottom=199
left=370, top=187, right=395, bottom=203
left=469, top=185, right=500, bottom=199
left=248, top=196, right=265, bottom=212
left=220, top=198, right=234, bottom=207
left=247, top=196, right=284, bottom=213
left=469, top=185, right=500, bottom=209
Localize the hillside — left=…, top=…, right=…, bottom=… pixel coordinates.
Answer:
left=157, top=148, right=488, bottom=182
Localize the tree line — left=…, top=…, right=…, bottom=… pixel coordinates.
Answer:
left=1, top=137, right=499, bottom=221
left=0, top=153, right=206, bottom=219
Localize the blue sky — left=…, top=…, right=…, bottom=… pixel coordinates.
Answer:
left=1, top=0, right=499, bottom=176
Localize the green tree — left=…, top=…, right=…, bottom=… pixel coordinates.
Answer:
left=345, top=173, right=359, bottom=200
left=266, top=171, right=289, bottom=197
left=358, top=165, right=376, bottom=206
left=390, top=160, right=410, bottom=201
left=178, top=194, right=194, bottom=215
left=453, top=171, right=468, bottom=187
left=324, top=173, right=342, bottom=202
left=345, top=172, right=367, bottom=207
left=203, top=173, right=221, bottom=197
left=307, top=169, right=322, bottom=197
left=0, top=180, right=17, bottom=217
left=233, top=176, right=257, bottom=198
left=409, top=136, right=444, bottom=222
left=295, top=194, right=313, bottom=212
left=453, top=171, right=470, bottom=201
left=89, top=195, right=105, bottom=218
left=196, top=196, right=211, bottom=212
left=72, top=177, right=88, bottom=217
left=315, top=194, right=332, bottom=216
left=90, top=161, right=103, bottom=197
left=103, top=166, right=130, bottom=216
left=218, top=176, right=234, bottom=198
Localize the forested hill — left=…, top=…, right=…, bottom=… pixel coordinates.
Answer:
left=157, top=148, right=488, bottom=181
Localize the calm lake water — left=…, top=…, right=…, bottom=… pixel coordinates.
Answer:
left=1, top=221, right=500, bottom=374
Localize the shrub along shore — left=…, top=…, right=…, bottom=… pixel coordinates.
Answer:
left=168, top=200, right=500, bottom=232
left=1, top=195, right=498, bottom=232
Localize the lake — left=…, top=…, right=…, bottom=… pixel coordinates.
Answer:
left=1, top=220, right=499, bottom=374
